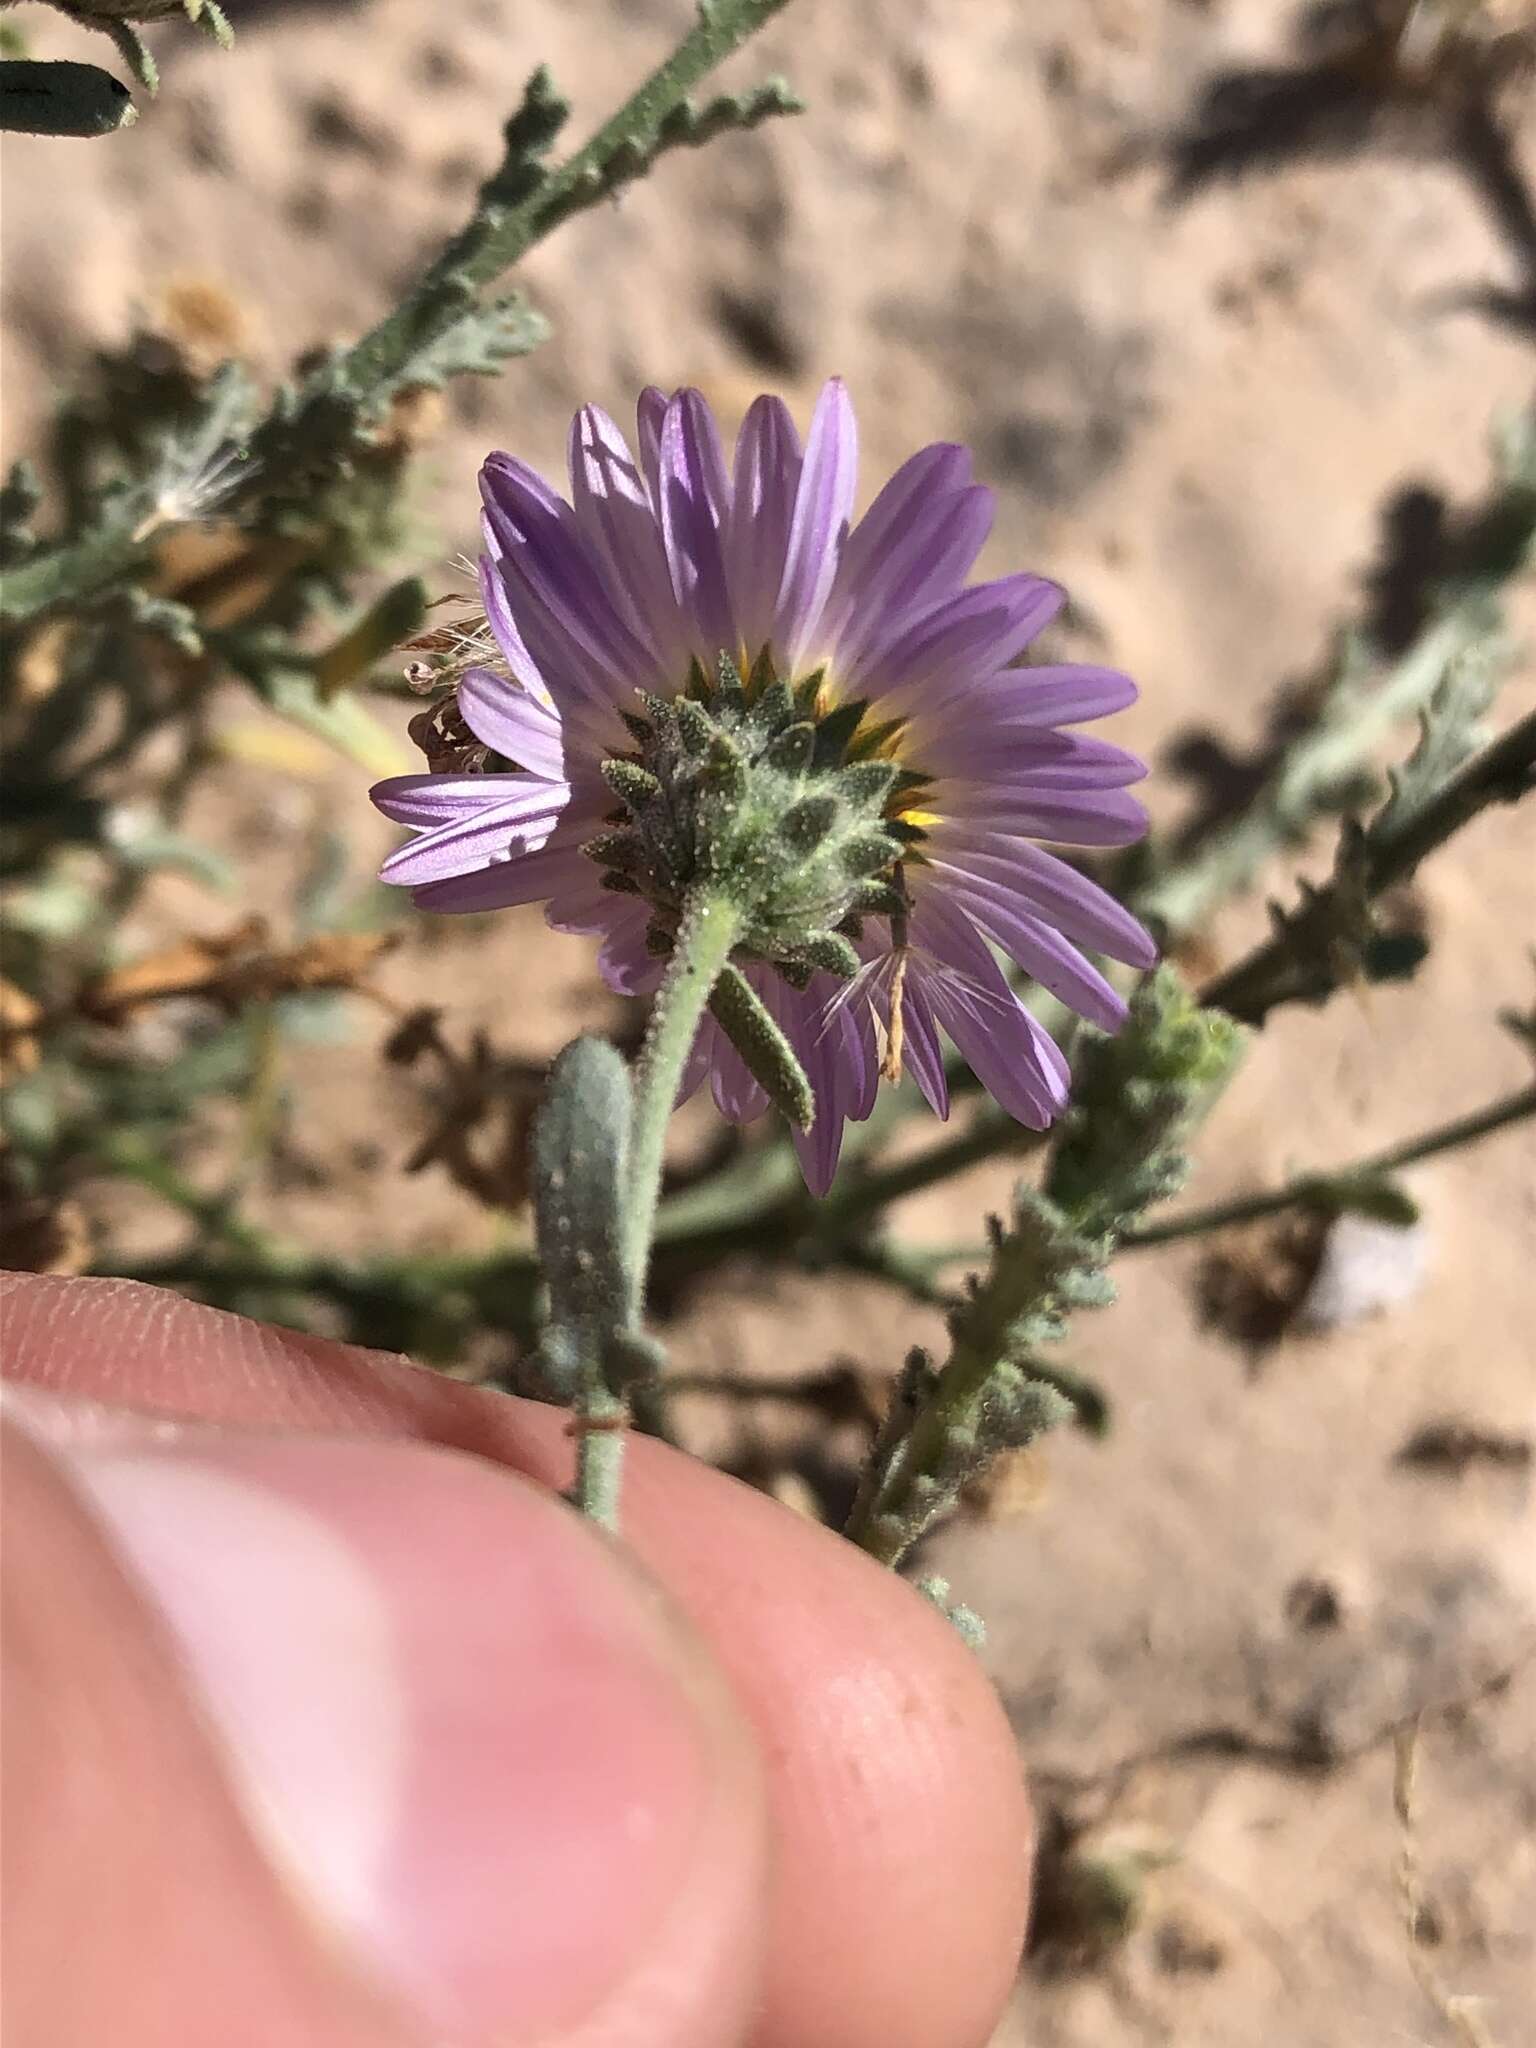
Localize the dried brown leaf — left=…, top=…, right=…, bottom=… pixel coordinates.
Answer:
left=79, top=922, right=398, bottom=1021
left=0, top=978, right=43, bottom=1080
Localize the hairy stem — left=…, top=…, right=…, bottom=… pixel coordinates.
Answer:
left=622, top=892, right=743, bottom=1324
left=572, top=1408, right=627, bottom=1533
left=344, top=0, right=792, bottom=399
left=564, top=890, right=740, bottom=1529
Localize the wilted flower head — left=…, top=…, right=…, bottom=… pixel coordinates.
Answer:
left=373, top=380, right=1156, bottom=1192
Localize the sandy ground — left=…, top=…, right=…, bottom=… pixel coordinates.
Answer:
left=4, top=0, right=1535, bottom=2041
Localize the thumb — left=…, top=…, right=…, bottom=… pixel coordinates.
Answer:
left=2, top=1388, right=767, bottom=2048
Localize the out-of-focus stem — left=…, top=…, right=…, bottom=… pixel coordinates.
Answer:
left=1124, top=1079, right=1536, bottom=1248
left=1202, top=704, right=1536, bottom=1023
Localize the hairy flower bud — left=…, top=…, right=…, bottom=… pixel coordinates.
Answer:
left=594, top=654, right=907, bottom=976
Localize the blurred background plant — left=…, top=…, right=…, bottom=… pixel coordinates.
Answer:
left=2, top=2, right=1534, bottom=2036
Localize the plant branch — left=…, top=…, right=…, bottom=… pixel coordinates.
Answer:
left=1123, top=1078, right=1536, bottom=1249
left=0, top=0, right=795, bottom=621
left=623, top=891, right=743, bottom=1323
left=547, top=888, right=741, bottom=1528
left=1202, top=704, right=1536, bottom=1023
left=1137, top=413, right=1535, bottom=941
left=343, top=6, right=796, bottom=402
left=844, top=972, right=1246, bottom=1568
left=1137, top=608, right=1500, bottom=940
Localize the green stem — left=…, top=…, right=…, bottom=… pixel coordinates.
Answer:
left=563, top=888, right=740, bottom=1530
left=343, top=1, right=792, bottom=399
left=1123, top=1080, right=1536, bottom=1249
left=572, top=1407, right=627, bottom=1533
left=1365, top=704, right=1536, bottom=885
left=622, top=890, right=743, bottom=1324
left=849, top=1077, right=1536, bottom=1305
left=842, top=1070, right=1536, bottom=1568
left=842, top=1341, right=998, bottom=1570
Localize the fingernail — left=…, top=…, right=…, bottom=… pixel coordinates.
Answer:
left=38, top=1415, right=716, bottom=2038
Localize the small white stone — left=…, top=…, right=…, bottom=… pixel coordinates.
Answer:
left=1297, top=1213, right=1430, bottom=1332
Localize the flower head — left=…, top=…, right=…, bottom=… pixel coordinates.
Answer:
left=372, top=380, right=1156, bottom=1192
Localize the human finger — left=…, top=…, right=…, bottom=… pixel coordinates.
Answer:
left=2, top=1273, right=1033, bottom=2048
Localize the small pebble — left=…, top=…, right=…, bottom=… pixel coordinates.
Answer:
left=1297, top=1213, right=1429, bottom=1332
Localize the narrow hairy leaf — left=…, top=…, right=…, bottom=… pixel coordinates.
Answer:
left=708, top=965, right=815, bottom=1128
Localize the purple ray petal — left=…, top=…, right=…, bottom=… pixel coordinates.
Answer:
left=918, top=723, right=1144, bottom=787
left=711, top=1054, right=771, bottom=1125
left=635, top=386, right=667, bottom=509
left=1000, top=663, right=1139, bottom=726
left=909, top=894, right=1071, bottom=1127
left=676, top=1029, right=712, bottom=1108
left=929, top=841, right=1158, bottom=969
left=598, top=904, right=664, bottom=998
left=371, top=771, right=531, bottom=828
left=771, top=972, right=874, bottom=1196
left=845, top=982, right=881, bottom=1125
left=380, top=781, right=568, bottom=886
left=927, top=869, right=1128, bottom=1032
left=481, top=449, right=566, bottom=519
left=481, top=457, right=665, bottom=710
left=476, top=551, right=621, bottom=730
left=542, top=873, right=631, bottom=935
left=820, top=483, right=994, bottom=676
left=848, top=573, right=1065, bottom=707
left=456, top=668, right=566, bottom=781
left=656, top=389, right=737, bottom=661
left=410, top=841, right=593, bottom=915
left=935, top=983, right=1068, bottom=1127
left=821, top=442, right=973, bottom=637
left=790, top=1075, right=843, bottom=1195
left=726, top=395, right=802, bottom=658
left=775, top=377, right=857, bottom=670
left=567, top=404, right=691, bottom=678
left=476, top=547, right=550, bottom=702
left=1009, top=750, right=1147, bottom=791
left=937, top=785, right=1148, bottom=846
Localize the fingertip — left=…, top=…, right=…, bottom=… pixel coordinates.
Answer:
left=5, top=1391, right=769, bottom=2048
left=554, top=1426, right=1033, bottom=2048
left=2, top=1277, right=1029, bottom=2047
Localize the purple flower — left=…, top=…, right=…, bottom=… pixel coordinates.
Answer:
left=373, top=381, right=1156, bottom=1193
